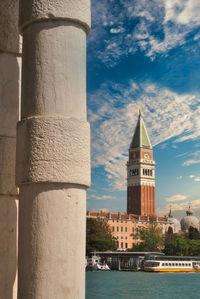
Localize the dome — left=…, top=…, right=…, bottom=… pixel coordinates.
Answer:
left=180, top=206, right=199, bottom=231
left=167, top=209, right=181, bottom=233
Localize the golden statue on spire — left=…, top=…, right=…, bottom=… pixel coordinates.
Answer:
left=139, top=107, right=142, bottom=116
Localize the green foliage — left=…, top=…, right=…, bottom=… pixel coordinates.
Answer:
left=164, top=233, right=200, bottom=256
left=86, top=218, right=117, bottom=255
left=128, top=223, right=163, bottom=252
left=188, top=227, right=200, bottom=240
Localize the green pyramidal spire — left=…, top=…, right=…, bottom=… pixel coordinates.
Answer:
left=130, top=109, right=152, bottom=149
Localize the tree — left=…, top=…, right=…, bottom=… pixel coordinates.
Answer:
left=86, top=218, right=117, bottom=255
left=128, top=223, right=163, bottom=252
left=188, top=227, right=200, bottom=240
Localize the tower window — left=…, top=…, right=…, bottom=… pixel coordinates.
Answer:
left=129, top=169, right=139, bottom=176
left=143, top=168, right=153, bottom=176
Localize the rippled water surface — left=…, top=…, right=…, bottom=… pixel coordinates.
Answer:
left=86, top=271, right=200, bottom=299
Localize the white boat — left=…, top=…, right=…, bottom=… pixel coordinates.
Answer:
left=143, top=255, right=200, bottom=272
left=87, top=255, right=110, bottom=271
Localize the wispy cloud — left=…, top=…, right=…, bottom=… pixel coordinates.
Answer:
left=88, top=80, right=200, bottom=190
left=183, top=159, right=200, bottom=166
left=176, top=176, right=182, bottom=180
left=87, top=194, right=115, bottom=200
left=165, top=194, right=188, bottom=202
left=183, top=151, right=200, bottom=166
left=88, top=0, right=200, bottom=65
left=157, top=199, right=200, bottom=216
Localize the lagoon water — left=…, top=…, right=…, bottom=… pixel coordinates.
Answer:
left=86, top=271, right=199, bottom=299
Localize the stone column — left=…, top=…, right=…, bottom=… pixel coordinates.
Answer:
left=0, top=1, right=20, bottom=299
left=17, top=1, right=91, bottom=298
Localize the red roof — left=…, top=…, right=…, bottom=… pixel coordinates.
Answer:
left=87, top=211, right=168, bottom=222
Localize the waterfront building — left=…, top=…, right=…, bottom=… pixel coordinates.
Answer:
left=127, top=109, right=155, bottom=216
left=87, top=211, right=173, bottom=250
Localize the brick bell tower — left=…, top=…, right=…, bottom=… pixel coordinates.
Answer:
left=127, top=109, right=155, bottom=217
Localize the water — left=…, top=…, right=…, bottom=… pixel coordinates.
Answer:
left=86, top=271, right=200, bottom=299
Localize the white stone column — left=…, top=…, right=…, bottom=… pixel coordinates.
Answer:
left=0, top=1, right=20, bottom=299
left=17, top=1, right=91, bottom=298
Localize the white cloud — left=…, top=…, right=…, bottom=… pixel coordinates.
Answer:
left=157, top=199, right=200, bottom=216
left=176, top=176, right=182, bottom=180
left=110, top=27, right=125, bottom=34
left=189, top=175, right=195, bottom=178
left=183, top=159, right=200, bottom=166
left=164, top=0, right=200, bottom=25
left=87, top=194, right=115, bottom=200
left=165, top=194, right=188, bottom=202
left=100, top=208, right=109, bottom=213
left=194, top=32, right=200, bottom=41
left=183, top=151, right=200, bottom=166
left=88, top=0, right=200, bottom=65
left=88, top=80, right=200, bottom=190
left=194, top=177, right=200, bottom=182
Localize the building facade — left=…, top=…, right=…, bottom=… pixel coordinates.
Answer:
left=127, top=110, right=155, bottom=216
left=87, top=211, right=172, bottom=250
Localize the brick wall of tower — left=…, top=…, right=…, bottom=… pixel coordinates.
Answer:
left=128, top=185, right=155, bottom=217
left=127, top=185, right=141, bottom=215
left=141, top=185, right=155, bottom=217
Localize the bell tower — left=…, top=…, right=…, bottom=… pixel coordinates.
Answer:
left=127, top=109, right=155, bottom=216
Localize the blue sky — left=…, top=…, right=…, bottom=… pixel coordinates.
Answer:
left=86, top=0, right=200, bottom=220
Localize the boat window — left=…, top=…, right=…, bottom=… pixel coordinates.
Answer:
left=162, top=263, right=164, bottom=266
left=169, top=263, right=171, bottom=266
left=175, top=263, right=178, bottom=266
left=179, top=263, right=181, bottom=266
left=182, top=263, right=184, bottom=266
left=172, top=263, right=174, bottom=266
left=166, top=263, right=168, bottom=266
left=144, top=262, right=160, bottom=267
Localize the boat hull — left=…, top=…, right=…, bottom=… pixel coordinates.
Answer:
left=144, top=268, right=200, bottom=272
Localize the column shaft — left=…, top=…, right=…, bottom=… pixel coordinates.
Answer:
left=17, top=1, right=91, bottom=298
left=0, top=1, right=20, bottom=298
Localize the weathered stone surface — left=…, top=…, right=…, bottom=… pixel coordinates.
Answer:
left=19, top=0, right=91, bottom=33
left=0, top=54, right=21, bottom=137
left=18, top=185, right=86, bottom=299
left=16, top=117, right=91, bottom=187
left=18, top=1, right=91, bottom=298
left=0, top=0, right=20, bottom=53
left=0, top=137, right=18, bottom=196
left=21, top=22, right=86, bottom=119
left=0, top=197, right=18, bottom=299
